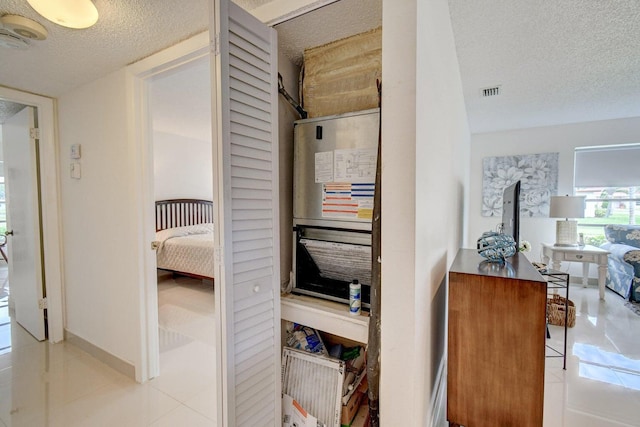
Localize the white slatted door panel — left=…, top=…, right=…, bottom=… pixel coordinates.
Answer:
left=214, top=1, right=280, bottom=426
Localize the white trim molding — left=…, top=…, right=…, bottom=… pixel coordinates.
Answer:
left=430, top=356, right=447, bottom=427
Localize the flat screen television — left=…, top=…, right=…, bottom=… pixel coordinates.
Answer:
left=501, top=180, right=521, bottom=248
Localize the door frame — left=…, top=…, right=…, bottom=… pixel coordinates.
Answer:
left=0, top=87, right=64, bottom=343
left=127, top=32, right=212, bottom=382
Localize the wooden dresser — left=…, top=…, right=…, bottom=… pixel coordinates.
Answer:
left=447, top=249, right=547, bottom=427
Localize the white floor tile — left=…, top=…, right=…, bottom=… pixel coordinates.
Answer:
left=149, top=404, right=215, bottom=427
left=45, top=381, right=181, bottom=427
left=184, top=384, right=217, bottom=421
left=0, top=347, right=130, bottom=424
left=541, top=284, right=640, bottom=427
left=150, top=340, right=216, bottom=403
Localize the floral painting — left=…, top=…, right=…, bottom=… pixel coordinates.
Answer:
left=482, top=152, right=559, bottom=217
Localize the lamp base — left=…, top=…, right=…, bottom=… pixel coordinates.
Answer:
left=555, top=219, right=578, bottom=246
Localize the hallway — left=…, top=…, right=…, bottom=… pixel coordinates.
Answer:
left=0, top=270, right=217, bottom=426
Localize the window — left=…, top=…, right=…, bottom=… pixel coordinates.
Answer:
left=574, top=144, right=640, bottom=246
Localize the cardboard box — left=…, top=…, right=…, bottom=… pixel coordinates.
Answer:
left=303, top=27, right=381, bottom=118
left=341, top=376, right=370, bottom=427
left=341, top=390, right=365, bottom=426
left=351, top=402, right=371, bottom=427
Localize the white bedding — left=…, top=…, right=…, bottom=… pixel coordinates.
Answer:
left=154, top=223, right=214, bottom=278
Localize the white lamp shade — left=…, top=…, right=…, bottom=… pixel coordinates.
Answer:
left=27, top=0, right=98, bottom=29
left=549, top=195, right=585, bottom=219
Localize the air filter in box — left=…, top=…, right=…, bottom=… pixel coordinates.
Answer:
left=300, top=238, right=371, bottom=285
left=282, top=347, right=345, bottom=427
left=293, top=225, right=372, bottom=307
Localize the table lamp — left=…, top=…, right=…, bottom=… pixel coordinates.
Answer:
left=549, top=195, right=585, bottom=246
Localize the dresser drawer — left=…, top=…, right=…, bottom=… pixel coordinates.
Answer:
left=563, top=252, right=596, bottom=263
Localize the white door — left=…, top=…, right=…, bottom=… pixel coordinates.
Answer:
left=211, top=1, right=281, bottom=425
left=1, top=106, right=46, bottom=341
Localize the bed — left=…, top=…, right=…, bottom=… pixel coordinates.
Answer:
left=154, top=199, right=214, bottom=280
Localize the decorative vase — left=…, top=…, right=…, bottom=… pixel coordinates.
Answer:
left=477, top=231, right=517, bottom=263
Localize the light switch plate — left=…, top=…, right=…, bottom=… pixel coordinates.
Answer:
left=70, top=144, right=81, bottom=159
left=70, top=162, right=81, bottom=179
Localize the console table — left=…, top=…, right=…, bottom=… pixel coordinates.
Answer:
left=541, top=243, right=610, bottom=300
left=447, top=249, right=546, bottom=427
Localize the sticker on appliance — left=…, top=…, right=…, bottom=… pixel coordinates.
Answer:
left=322, top=183, right=374, bottom=219
left=315, top=151, right=334, bottom=183
left=334, top=148, right=377, bottom=183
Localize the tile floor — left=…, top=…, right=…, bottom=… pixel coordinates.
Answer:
left=2, top=265, right=640, bottom=426
left=0, top=269, right=217, bottom=426
left=542, top=283, right=640, bottom=427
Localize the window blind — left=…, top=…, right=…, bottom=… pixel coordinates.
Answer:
left=574, top=144, right=640, bottom=187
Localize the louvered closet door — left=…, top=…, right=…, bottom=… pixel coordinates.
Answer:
left=212, top=1, right=281, bottom=426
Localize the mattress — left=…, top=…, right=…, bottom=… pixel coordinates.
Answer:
left=154, top=223, right=214, bottom=278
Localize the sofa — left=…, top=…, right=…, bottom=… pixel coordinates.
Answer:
left=601, top=224, right=640, bottom=301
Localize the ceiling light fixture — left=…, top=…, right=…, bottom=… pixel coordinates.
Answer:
left=26, top=0, right=98, bottom=29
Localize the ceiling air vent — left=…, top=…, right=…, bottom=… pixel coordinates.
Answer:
left=0, top=29, right=29, bottom=50
left=481, top=85, right=501, bottom=97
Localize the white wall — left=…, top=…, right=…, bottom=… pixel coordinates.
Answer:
left=58, top=69, right=141, bottom=367
left=153, top=131, right=213, bottom=201
left=381, top=0, right=470, bottom=425
left=468, top=116, right=640, bottom=280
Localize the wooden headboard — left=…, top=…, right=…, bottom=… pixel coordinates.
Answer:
left=155, top=199, right=213, bottom=232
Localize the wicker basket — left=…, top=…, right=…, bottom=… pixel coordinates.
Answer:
left=547, top=294, right=575, bottom=328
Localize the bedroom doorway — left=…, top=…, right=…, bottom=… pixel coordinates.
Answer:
left=1, top=105, right=47, bottom=342
left=0, top=87, right=63, bottom=344
left=141, top=45, right=217, bottom=412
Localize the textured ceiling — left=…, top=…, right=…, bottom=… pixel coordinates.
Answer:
left=0, top=0, right=212, bottom=98
left=1, top=0, right=638, bottom=135
left=448, top=0, right=640, bottom=133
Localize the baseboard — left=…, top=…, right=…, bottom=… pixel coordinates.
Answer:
left=429, top=356, right=447, bottom=427
left=65, top=330, right=136, bottom=381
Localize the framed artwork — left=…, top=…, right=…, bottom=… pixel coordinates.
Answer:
left=482, top=152, right=559, bottom=217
